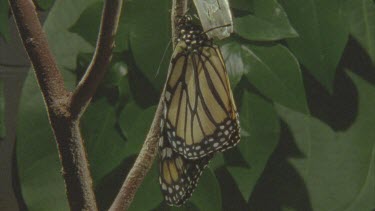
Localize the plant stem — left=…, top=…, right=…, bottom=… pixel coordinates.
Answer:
left=109, top=0, right=189, bottom=210
left=8, top=0, right=124, bottom=210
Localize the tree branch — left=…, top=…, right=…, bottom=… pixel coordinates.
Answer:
left=8, top=0, right=68, bottom=113
left=9, top=0, right=124, bottom=210
left=109, top=1, right=189, bottom=210
left=52, top=118, right=98, bottom=210
left=109, top=99, right=163, bottom=211
left=70, top=0, right=123, bottom=119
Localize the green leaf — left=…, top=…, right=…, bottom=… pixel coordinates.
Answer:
left=209, top=153, right=226, bottom=170
left=228, top=91, right=280, bottom=201
left=279, top=0, right=349, bottom=92
left=17, top=0, right=100, bottom=210
left=69, top=2, right=102, bottom=47
left=70, top=1, right=129, bottom=52
left=115, top=9, right=131, bottom=52
left=344, top=0, right=375, bottom=64
left=190, top=169, right=222, bottom=211
left=276, top=71, right=375, bottom=211
left=117, top=75, right=131, bottom=106
left=0, top=0, right=10, bottom=41
left=17, top=76, right=67, bottom=211
left=221, top=40, right=308, bottom=114
left=119, top=103, right=142, bottom=131
left=220, top=41, right=247, bottom=87
left=118, top=102, right=157, bottom=156
left=169, top=203, right=199, bottom=211
left=230, top=0, right=254, bottom=11
left=103, top=61, right=128, bottom=88
left=81, top=99, right=128, bottom=183
left=282, top=207, right=298, bottom=211
left=0, top=79, right=5, bottom=139
left=234, top=0, right=298, bottom=41
left=128, top=0, right=171, bottom=91
left=35, top=0, right=55, bottom=10
left=129, top=163, right=164, bottom=211
left=127, top=65, right=160, bottom=107
left=226, top=167, right=252, bottom=200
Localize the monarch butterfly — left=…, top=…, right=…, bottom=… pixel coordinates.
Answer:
left=159, top=15, right=240, bottom=206
left=158, top=131, right=213, bottom=205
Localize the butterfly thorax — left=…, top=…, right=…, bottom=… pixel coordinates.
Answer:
left=176, top=16, right=212, bottom=53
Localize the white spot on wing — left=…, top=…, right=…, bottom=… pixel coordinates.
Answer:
left=165, top=91, right=171, bottom=101
left=166, top=148, right=172, bottom=157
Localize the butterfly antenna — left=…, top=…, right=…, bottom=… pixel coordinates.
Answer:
left=202, top=23, right=232, bottom=35
left=155, top=39, right=172, bottom=77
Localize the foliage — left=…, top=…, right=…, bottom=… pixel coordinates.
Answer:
left=0, top=0, right=10, bottom=41
left=0, top=79, right=4, bottom=139
left=1, top=0, right=373, bottom=210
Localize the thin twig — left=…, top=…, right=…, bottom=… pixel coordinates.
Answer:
left=70, top=0, right=123, bottom=119
left=109, top=1, right=189, bottom=210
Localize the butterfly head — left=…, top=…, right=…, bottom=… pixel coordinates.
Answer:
left=176, top=15, right=212, bottom=53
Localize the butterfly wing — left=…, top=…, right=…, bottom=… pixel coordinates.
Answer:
left=158, top=15, right=240, bottom=205
left=164, top=44, right=240, bottom=160
left=158, top=131, right=212, bottom=206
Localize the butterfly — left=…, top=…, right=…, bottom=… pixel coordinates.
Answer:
left=158, top=15, right=240, bottom=206
left=158, top=131, right=213, bottom=205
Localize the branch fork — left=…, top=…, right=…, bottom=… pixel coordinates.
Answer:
left=9, top=0, right=188, bottom=210
left=9, top=0, right=123, bottom=210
